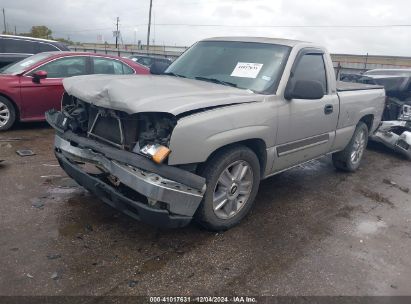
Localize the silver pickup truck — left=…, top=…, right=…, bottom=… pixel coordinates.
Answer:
left=46, top=37, right=385, bottom=230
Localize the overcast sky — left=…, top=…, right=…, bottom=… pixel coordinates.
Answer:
left=3, top=0, right=411, bottom=56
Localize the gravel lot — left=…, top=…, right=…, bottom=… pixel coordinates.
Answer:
left=1, top=123, right=411, bottom=296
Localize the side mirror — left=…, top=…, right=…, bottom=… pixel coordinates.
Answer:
left=284, top=80, right=325, bottom=100
left=149, top=61, right=170, bottom=75
left=32, top=70, right=48, bottom=83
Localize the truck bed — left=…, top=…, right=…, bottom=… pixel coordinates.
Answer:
left=337, top=81, right=384, bottom=92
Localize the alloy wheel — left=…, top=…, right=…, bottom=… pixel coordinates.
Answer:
left=0, top=101, right=10, bottom=128
left=350, top=129, right=366, bottom=165
left=212, top=160, right=254, bottom=220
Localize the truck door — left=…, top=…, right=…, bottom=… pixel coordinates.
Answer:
left=273, top=50, right=339, bottom=172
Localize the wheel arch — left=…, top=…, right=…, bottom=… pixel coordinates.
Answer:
left=359, top=114, right=374, bottom=132
left=198, top=138, right=267, bottom=179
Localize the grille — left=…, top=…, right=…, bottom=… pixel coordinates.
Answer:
left=89, top=114, right=123, bottom=146
left=86, top=106, right=139, bottom=150
left=397, top=139, right=410, bottom=151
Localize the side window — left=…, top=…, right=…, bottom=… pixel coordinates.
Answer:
left=292, top=54, right=327, bottom=94
left=31, top=56, right=87, bottom=78
left=159, top=59, right=170, bottom=65
left=3, top=39, right=36, bottom=53
left=137, top=57, right=151, bottom=66
left=122, top=63, right=134, bottom=74
left=35, top=43, right=59, bottom=53
left=93, top=57, right=134, bottom=74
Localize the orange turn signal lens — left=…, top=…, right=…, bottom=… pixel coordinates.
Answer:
left=152, top=146, right=171, bottom=164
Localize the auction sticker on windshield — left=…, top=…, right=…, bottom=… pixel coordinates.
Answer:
left=231, top=62, right=263, bottom=78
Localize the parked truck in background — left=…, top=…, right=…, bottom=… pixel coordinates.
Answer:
left=46, top=37, right=385, bottom=230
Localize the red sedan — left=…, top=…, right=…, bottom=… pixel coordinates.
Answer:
left=0, top=52, right=149, bottom=130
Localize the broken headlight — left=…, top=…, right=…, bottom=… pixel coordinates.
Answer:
left=133, top=113, right=177, bottom=163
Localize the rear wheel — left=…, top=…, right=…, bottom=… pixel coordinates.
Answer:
left=332, top=122, right=368, bottom=172
left=0, top=97, right=16, bottom=131
left=195, top=145, right=260, bottom=231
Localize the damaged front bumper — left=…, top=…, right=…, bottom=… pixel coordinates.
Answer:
left=370, top=120, right=411, bottom=160
left=47, top=112, right=206, bottom=228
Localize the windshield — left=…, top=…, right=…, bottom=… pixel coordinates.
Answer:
left=0, top=53, right=54, bottom=75
left=165, top=41, right=290, bottom=93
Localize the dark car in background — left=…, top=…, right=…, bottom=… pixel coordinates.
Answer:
left=128, top=55, right=172, bottom=68
left=357, top=69, right=411, bottom=100
left=363, top=68, right=411, bottom=77
left=0, top=52, right=149, bottom=131
left=348, top=69, right=411, bottom=121
left=0, top=34, right=70, bottom=69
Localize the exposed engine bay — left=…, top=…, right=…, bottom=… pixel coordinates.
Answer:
left=60, top=93, right=177, bottom=160
left=46, top=92, right=206, bottom=228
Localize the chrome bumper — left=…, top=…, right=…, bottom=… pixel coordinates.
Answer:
left=55, top=135, right=205, bottom=217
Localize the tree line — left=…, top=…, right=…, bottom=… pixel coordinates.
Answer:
left=3, top=25, right=73, bottom=45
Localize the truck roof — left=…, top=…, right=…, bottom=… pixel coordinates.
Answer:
left=202, top=36, right=307, bottom=47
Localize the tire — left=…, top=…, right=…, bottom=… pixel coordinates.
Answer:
left=332, top=122, right=369, bottom=172
left=195, top=145, right=261, bottom=231
left=0, top=97, right=16, bottom=131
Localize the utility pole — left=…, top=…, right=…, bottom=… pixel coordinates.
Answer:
left=2, top=8, right=6, bottom=34
left=146, top=0, right=153, bottom=51
left=14, top=25, right=16, bottom=35
left=364, top=53, right=369, bottom=72
left=115, top=17, right=119, bottom=48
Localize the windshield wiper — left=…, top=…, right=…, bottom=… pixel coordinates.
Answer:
left=194, top=76, right=238, bottom=88
left=163, top=72, right=186, bottom=78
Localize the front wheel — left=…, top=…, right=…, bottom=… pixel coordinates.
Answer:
left=0, top=97, right=16, bottom=131
left=332, top=122, right=369, bottom=172
left=195, top=145, right=261, bottom=231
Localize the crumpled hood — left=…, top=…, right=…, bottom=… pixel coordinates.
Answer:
left=63, top=74, right=265, bottom=115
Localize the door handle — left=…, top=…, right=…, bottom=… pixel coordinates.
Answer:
left=324, top=104, right=333, bottom=114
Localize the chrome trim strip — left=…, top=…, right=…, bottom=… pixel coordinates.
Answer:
left=277, top=133, right=330, bottom=157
